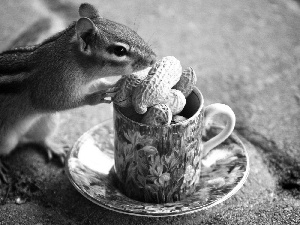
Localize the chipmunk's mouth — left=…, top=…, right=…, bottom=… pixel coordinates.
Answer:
left=132, top=56, right=155, bottom=72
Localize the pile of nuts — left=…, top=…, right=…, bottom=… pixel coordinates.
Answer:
left=111, top=56, right=197, bottom=126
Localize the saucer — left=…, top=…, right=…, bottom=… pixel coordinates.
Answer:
left=65, top=119, right=249, bottom=217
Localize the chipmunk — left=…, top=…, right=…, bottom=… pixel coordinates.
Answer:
left=0, top=3, right=156, bottom=183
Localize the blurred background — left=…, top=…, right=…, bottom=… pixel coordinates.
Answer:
left=2, top=0, right=299, bottom=144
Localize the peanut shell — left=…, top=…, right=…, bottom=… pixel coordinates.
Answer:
left=132, top=56, right=182, bottom=114
left=112, top=67, right=150, bottom=107
left=141, top=104, right=172, bottom=126
left=171, top=115, right=187, bottom=124
left=173, top=67, right=197, bottom=97
left=166, top=89, right=186, bottom=115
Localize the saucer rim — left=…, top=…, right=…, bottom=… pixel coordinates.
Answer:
left=65, top=119, right=250, bottom=217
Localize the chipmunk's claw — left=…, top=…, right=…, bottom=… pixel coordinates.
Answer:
left=43, top=142, right=67, bottom=166
left=85, top=91, right=114, bottom=105
left=103, top=87, right=119, bottom=100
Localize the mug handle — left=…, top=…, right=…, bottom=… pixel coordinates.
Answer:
left=202, top=103, right=236, bottom=156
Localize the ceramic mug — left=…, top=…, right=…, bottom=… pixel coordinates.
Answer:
left=113, top=87, right=235, bottom=203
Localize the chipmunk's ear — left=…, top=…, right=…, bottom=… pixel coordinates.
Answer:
left=76, top=17, right=98, bottom=54
left=79, top=3, right=100, bottom=18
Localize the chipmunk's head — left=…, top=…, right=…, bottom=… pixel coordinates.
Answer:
left=75, top=3, right=156, bottom=76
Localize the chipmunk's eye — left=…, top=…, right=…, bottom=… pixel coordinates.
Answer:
left=106, top=42, right=130, bottom=59
left=111, top=45, right=128, bottom=57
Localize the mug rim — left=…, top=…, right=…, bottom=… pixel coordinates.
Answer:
left=113, top=87, right=204, bottom=128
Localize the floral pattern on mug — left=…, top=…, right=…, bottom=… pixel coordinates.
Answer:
left=113, top=108, right=204, bottom=203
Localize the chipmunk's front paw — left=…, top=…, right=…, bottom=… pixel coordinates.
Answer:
left=0, top=159, right=9, bottom=184
left=43, top=141, right=67, bottom=165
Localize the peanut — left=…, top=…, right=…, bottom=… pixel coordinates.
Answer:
left=132, top=56, right=182, bottom=114
left=173, top=67, right=197, bottom=97
left=141, top=104, right=172, bottom=126
left=166, top=89, right=186, bottom=115
left=171, top=115, right=187, bottom=124
left=112, top=67, right=150, bottom=107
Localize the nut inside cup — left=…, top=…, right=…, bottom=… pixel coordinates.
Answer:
left=114, top=87, right=204, bottom=127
